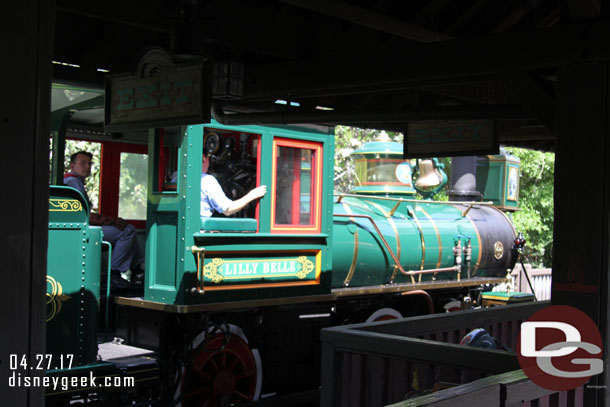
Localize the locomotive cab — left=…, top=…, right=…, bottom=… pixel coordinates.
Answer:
left=141, top=122, right=335, bottom=306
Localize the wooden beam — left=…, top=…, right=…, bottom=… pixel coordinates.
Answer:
left=497, top=124, right=555, bottom=142
left=499, top=72, right=556, bottom=132
left=445, top=0, right=494, bottom=35
left=277, top=0, right=453, bottom=42
left=0, top=0, right=53, bottom=405
left=565, top=0, right=601, bottom=20
left=553, top=63, right=609, bottom=405
left=244, top=21, right=610, bottom=100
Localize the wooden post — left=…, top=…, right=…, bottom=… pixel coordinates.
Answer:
left=554, top=63, right=610, bottom=406
left=320, top=341, right=338, bottom=407
left=0, top=1, right=54, bottom=405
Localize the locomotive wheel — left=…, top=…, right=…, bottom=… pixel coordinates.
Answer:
left=181, top=326, right=262, bottom=407
left=443, top=300, right=462, bottom=312
left=366, top=307, right=402, bottom=322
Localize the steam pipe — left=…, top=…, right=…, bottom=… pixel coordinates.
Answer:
left=402, top=290, right=435, bottom=314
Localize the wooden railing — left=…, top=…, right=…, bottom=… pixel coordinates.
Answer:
left=320, top=301, right=583, bottom=407
left=384, top=370, right=584, bottom=407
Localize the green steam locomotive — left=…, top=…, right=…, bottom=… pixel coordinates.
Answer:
left=45, top=115, right=519, bottom=405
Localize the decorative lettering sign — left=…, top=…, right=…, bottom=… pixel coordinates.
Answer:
left=105, top=48, right=210, bottom=130
left=405, top=120, right=498, bottom=158
left=203, top=256, right=317, bottom=284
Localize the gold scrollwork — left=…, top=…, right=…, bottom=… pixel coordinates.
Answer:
left=296, top=256, right=315, bottom=279
left=49, top=199, right=82, bottom=212
left=203, top=258, right=225, bottom=283
left=47, top=276, right=71, bottom=322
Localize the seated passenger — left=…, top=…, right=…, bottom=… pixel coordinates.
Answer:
left=201, top=151, right=266, bottom=217
left=64, top=151, right=144, bottom=289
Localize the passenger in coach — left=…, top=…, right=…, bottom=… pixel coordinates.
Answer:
left=64, top=151, right=144, bottom=289
left=200, top=151, right=267, bottom=217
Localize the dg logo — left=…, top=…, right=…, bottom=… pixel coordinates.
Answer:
left=517, top=305, right=603, bottom=391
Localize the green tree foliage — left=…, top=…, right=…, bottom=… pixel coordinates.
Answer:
left=117, top=152, right=148, bottom=219
left=505, top=147, right=555, bottom=268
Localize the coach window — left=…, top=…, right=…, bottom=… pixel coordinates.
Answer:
left=271, top=138, right=322, bottom=234
left=62, top=139, right=102, bottom=210
left=99, top=142, right=148, bottom=228
left=117, top=151, right=148, bottom=220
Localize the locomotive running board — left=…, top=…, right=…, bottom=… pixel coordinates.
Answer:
left=332, top=277, right=506, bottom=297
left=114, top=294, right=337, bottom=313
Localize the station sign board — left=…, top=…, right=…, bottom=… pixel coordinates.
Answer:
left=404, top=120, right=498, bottom=158
left=105, top=48, right=210, bottom=130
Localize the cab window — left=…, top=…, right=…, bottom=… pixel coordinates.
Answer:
left=271, top=138, right=322, bottom=233
left=100, top=142, right=148, bottom=228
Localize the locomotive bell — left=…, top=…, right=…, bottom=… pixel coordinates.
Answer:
left=415, top=159, right=443, bottom=188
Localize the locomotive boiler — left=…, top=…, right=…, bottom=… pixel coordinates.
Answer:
left=331, top=140, right=517, bottom=292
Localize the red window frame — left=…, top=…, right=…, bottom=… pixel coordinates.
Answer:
left=270, top=138, right=323, bottom=234
left=99, top=141, right=148, bottom=229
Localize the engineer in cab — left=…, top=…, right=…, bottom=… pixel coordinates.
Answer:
left=200, top=151, right=266, bottom=217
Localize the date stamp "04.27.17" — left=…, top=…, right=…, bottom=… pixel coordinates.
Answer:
left=9, top=354, right=74, bottom=371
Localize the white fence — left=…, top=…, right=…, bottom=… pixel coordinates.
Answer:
left=492, top=264, right=552, bottom=301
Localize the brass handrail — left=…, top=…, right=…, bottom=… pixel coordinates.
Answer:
left=336, top=193, right=494, bottom=207
left=334, top=213, right=460, bottom=278
left=405, top=266, right=460, bottom=276
left=334, top=213, right=406, bottom=275
left=191, top=246, right=206, bottom=295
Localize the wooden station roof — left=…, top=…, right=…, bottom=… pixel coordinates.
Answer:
left=52, top=0, right=607, bottom=151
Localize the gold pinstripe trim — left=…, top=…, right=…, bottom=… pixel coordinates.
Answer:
left=341, top=202, right=359, bottom=286
left=366, top=200, right=401, bottom=283
left=409, top=206, right=426, bottom=282
left=451, top=204, right=482, bottom=273
left=416, top=206, right=442, bottom=269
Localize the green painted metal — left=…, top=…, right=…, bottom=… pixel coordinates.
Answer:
left=476, top=150, right=521, bottom=211
left=47, top=186, right=102, bottom=366
left=332, top=196, right=515, bottom=287
left=141, top=124, right=515, bottom=305
left=144, top=121, right=334, bottom=305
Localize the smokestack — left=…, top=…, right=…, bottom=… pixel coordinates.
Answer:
left=448, top=156, right=482, bottom=202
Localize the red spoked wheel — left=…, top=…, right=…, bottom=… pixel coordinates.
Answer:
left=443, top=300, right=462, bottom=312
left=366, top=307, right=403, bottom=323
left=182, top=333, right=258, bottom=407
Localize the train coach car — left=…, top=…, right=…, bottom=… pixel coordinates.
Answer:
left=45, top=82, right=519, bottom=406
